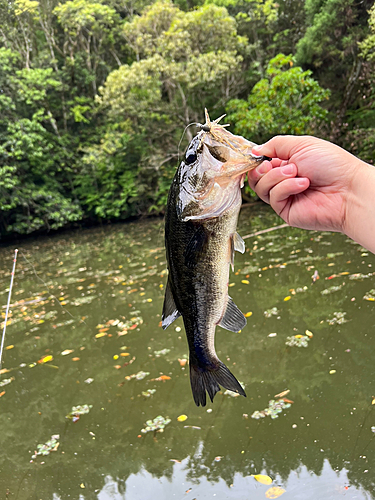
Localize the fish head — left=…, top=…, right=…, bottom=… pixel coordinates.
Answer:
left=176, top=112, right=268, bottom=222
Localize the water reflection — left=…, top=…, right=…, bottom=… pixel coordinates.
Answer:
left=0, top=206, right=374, bottom=499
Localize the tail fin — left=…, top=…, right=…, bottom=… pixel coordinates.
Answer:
left=189, top=359, right=246, bottom=407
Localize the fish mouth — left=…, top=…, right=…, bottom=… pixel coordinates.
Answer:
left=251, top=154, right=272, bottom=162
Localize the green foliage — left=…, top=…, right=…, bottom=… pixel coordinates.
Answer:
left=0, top=0, right=374, bottom=237
left=227, top=54, right=330, bottom=143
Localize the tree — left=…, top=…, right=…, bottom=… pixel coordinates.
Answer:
left=226, top=54, right=330, bottom=144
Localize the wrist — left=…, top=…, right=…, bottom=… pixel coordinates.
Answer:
left=343, top=159, right=375, bottom=253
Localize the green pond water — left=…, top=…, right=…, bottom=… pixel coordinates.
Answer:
left=1, top=204, right=375, bottom=499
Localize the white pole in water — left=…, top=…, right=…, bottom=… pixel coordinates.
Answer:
left=0, top=249, right=18, bottom=373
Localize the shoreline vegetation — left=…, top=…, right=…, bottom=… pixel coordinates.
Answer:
left=1, top=0, right=375, bottom=239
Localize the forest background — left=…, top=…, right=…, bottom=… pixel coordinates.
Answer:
left=1, top=0, right=375, bottom=238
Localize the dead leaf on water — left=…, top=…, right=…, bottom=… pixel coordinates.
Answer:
left=61, top=349, right=74, bottom=356
left=265, top=486, right=286, bottom=499
left=274, top=390, right=290, bottom=399
left=38, top=355, right=53, bottom=364
left=178, top=358, right=188, bottom=367
left=0, top=391, right=5, bottom=397
left=95, top=332, right=107, bottom=339
left=252, top=474, right=273, bottom=485
left=151, top=375, right=171, bottom=382
left=177, top=414, right=188, bottom=422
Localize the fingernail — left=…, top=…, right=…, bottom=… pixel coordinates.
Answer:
left=281, top=164, right=294, bottom=175
left=252, top=145, right=264, bottom=155
left=256, top=163, right=269, bottom=175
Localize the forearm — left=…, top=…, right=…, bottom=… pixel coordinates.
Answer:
left=344, top=160, right=375, bottom=254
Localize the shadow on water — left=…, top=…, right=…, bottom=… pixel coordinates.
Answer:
left=0, top=204, right=375, bottom=499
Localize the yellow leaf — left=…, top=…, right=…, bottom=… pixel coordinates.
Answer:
left=5, top=345, right=14, bottom=350
left=283, top=296, right=291, bottom=301
left=252, top=474, right=272, bottom=485
left=365, top=297, right=375, bottom=301
left=177, top=414, right=188, bottom=422
left=113, top=355, right=119, bottom=360
left=95, top=332, right=107, bottom=338
left=38, top=355, right=53, bottom=364
left=329, top=370, right=336, bottom=374
left=294, top=334, right=303, bottom=339
left=305, top=330, right=313, bottom=338
left=80, top=483, right=85, bottom=489
left=372, top=398, right=375, bottom=405
left=245, top=312, right=253, bottom=317
left=265, top=486, right=286, bottom=499
left=120, top=352, right=130, bottom=357
left=241, top=280, right=250, bottom=285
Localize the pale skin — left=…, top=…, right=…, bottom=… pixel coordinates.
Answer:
left=248, top=135, right=375, bottom=254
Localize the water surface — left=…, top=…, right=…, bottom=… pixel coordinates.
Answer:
left=1, top=205, right=375, bottom=499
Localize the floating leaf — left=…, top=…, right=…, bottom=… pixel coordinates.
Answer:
left=285, top=335, right=310, bottom=348
left=154, top=348, right=171, bottom=357
left=140, top=415, right=171, bottom=434
left=141, top=389, right=156, bottom=398
left=177, top=414, right=188, bottom=422
left=38, top=355, right=53, bottom=364
left=251, top=398, right=293, bottom=420
left=274, top=389, right=290, bottom=399
left=264, top=307, right=279, bottom=318
left=283, top=296, right=291, bottom=301
left=244, top=311, right=253, bottom=317
left=178, top=358, right=188, bottom=367
left=95, top=332, right=107, bottom=339
left=151, top=375, right=171, bottom=382
left=66, top=404, right=92, bottom=420
left=5, top=345, right=14, bottom=350
left=329, top=370, right=336, bottom=374
left=125, top=371, right=149, bottom=381
left=61, top=349, right=74, bottom=356
left=252, top=474, right=272, bottom=485
left=241, top=280, right=250, bottom=285
left=265, top=486, right=286, bottom=498
left=31, top=434, right=60, bottom=460
left=0, top=391, right=5, bottom=397
left=72, top=357, right=80, bottom=361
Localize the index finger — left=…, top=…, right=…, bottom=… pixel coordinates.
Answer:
left=251, top=135, right=313, bottom=160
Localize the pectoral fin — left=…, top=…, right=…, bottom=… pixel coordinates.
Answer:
left=230, top=232, right=245, bottom=271
left=218, top=296, right=246, bottom=333
left=184, top=225, right=208, bottom=268
left=162, top=279, right=181, bottom=329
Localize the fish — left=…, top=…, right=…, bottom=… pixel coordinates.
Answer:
left=162, top=110, right=269, bottom=407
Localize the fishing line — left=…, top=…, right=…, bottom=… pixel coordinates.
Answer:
left=0, top=249, right=18, bottom=373
left=177, top=122, right=200, bottom=164
left=20, top=251, right=87, bottom=325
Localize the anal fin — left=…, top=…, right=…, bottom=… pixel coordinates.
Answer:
left=218, top=296, right=246, bottom=333
left=162, top=279, right=181, bottom=329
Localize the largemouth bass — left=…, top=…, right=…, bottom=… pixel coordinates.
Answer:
left=162, top=110, right=268, bottom=407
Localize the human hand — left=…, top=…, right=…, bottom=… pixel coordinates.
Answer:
left=248, top=135, right=365, bottom=234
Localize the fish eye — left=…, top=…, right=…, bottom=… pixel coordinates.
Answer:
left=185, top=152, right=197, bottom=165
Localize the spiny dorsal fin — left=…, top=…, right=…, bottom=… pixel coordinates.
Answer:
left=162, top=278, right=181, bottom=329
left=218, top=296, right=246, bottom=333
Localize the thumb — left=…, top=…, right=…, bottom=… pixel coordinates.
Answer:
left=252, top=135, right=306, bottom=161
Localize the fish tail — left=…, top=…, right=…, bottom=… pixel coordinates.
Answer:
left=189, top=359, right=246, bottom=407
